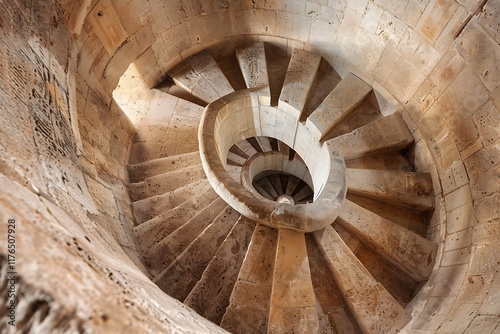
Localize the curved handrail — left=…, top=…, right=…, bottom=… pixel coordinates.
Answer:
left=198, top=89, right=346, bottom=232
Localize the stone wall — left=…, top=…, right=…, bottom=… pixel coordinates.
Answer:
left=0, top=0, right=228, bottom=332
left=0, top=0, right=499, bottom=332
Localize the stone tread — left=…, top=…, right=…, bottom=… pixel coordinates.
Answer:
left=313, top=226, right=411, bottom=334
left=326, top=112, right=414, bottom=161
left=235, top=42, right=270, bottom=96
left=267, top=174, right=284, bottom=196
left=337, top=199, right=438, bottom=281
left=285, top=174, right=301, bottom=195
left=184, top=216, right=256, bottom=324
left=279, top=49, right=322, bottom=114
left=305, top=235, right=361, bottom=333
left=253, top=182, right=275, bottom=200
left=236, top=139, right=259, bottom=157
left=268, top=229, right=319, bottom=334
left=169, top=50, right=234, bottom=103
left=256, top=176, right=279, bottom=199
left=307, top=73, right=372, bottom=140
left=128, top=164, right=206, bottom=201
left=142, top=197, right=228, bottom=276
left=227, top=151, right=247, bottom=166
left=153, top=206, right=241, bottom=301
left=346, top=169, right=434, bottom=211
left=220, top=225, right=278, bottom=334
left=132, top=178, right=209, bottom=225
left=128, top=151, right=201, bottom=182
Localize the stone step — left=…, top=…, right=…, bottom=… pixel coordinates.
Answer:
left=128, top=93, right=205, bottom=164
left=128, top=164, right=206, bottom=201
left=307, top=73, right=372, bottom=141
left=142, top=197, right=228, bottom=276
left=132, top=179, right=210, bottom=225
left=128, top=151, right=201, bottom=183
left=226, top=164, right=242, bottom=183
left=345, top=152, right=414, bottom=172
left=267, top=174, right=284, bottom=196
left=346, top=169, right=434, bottom=211
left=326, top=112, right=414, bottom=161
left=253, top=182, right=275, bottom=201
left=301, top=60, right=342, bottom=121
left=133, top=189, right=219, bottom=251
left=235, top=139, right=259, bottom=157
left=220, top=225, right=278, bottom=333
left=184, top=217, right=256, bottom=324
left=153, top=206, right=240, bottom=301
left=279, top=49, right=322, bottom=116
left=256, top=136, right=272, bottom=152
left=227, top=151, right=247, bottom=166
left=337, top=199, right=438, bottom=281
left=347, top=193, right=427, bottom=237
left=305, top=235, right=361, bottom=333
left=156, top=79, right=207, bottom=107
left=292, top=183, right=314, bottom=202
left=235, top=42, right=270, bottom=98
left=322, top=101, right=383, bottom=142
left=256, top=176, right=279, bottom=199
left=277, top=140, right=290, bottom=157
left=169, top=50, right=234, bottom=104
left=229, top=144, right=250, bottom=159
left=313, top=226, right=411, bottom=334
left=285, top=174, right=301, bottom=195
left=268, top=229, right=319, bottom=334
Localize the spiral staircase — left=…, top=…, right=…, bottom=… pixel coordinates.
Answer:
left=126, top=42, right=437, bottom=334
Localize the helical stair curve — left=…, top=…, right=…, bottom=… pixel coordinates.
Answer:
left=126, top=42, right=438, bottom=334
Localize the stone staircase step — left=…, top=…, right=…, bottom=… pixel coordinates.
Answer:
left=235, top=42, right=270, bottom=98
left=326, top=113, right=414, bottom=161
left=279, top=49, right=322, bottom=117
left=153, top=206, right=240, bottom=301
left=184, top=217, right=256, bottom=324
left=128, top=151, right=201, bottom=183
left=301, top=59, right=342, bottom=121
left=133, top=189, right=219, bottom=251
left=220, top=225, right=278, bottom=333
left=142, top=198, right=228, bottom=276
left=285, top=174, right=301, bottom=195
left=128, top=164, right=206, bottom=201
left=229, top=144, right=250, bottom=159
left=307, top=73, right=372, bottom=141
left=256, top=176, right=279, bottom=199
left=292, top=183, right=314, bottom=203
left=132, top=179, right=209, bottom=225
left=346, top=169, right=433, bottom=211
left=256, top=136, right=272, bottom=152
left=347, top=193, right=427, bottom=237
left=345, top=152, right=414, bottom=172
left=226, top=164, right=242, bottom=183
left=322, top=101, right=383, bottom=141
left=235, top=139, right=259, bottom=157
left=267, top=174, right=284, bottom=196
left=313, top=226, right=411, bottom=333
left=305, top=235, right=361, bottom=333
left=253, top=182, right=275, bottom=201
left=217, top=53, right=248, bottom=91
left=337, top=199, right=437, bottom=281
left=156, top=79, right=208, bottom=107
left=268, top=229, right=319, bottom=334
left=227, top=151, right=247, bottom=166
left=169, top=50, right=234, bottom=104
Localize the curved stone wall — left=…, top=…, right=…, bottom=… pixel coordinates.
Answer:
left=0, top=0, right=498, bottom=332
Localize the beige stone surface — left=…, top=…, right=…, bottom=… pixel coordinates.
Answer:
left=3, top=0, right=500, bottom=332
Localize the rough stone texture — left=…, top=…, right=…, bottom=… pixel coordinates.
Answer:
left=2, top=0, right=500, bottom=332
left=268, top=229, right=319, bottom=333
left=314, top=226, right=411, bottom=334
left=307, top=73, right=372, bottom=141
left=338, top=199, right=438, bottom=282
